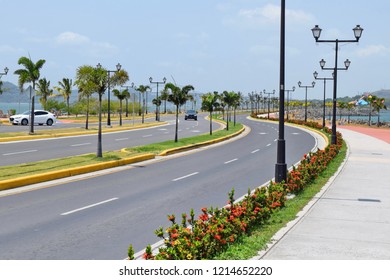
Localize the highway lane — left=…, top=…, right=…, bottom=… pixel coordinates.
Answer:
left=0, top=114, right=214, bottom=166
left=0, top=116, right=316, bottom=259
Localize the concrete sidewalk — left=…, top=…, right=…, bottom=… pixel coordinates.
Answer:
left=257, top=127, right=390, bottom=259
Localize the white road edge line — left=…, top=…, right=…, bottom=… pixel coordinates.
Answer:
left=224, top=158, right=238, bottom=164
left=115, top=138, right=129, bottom=141
left=172, top=172, right=199, bottom=182
left=71, top=143, right=91, bottom=147
left=60, top=197, right=119, bottom=216
left=3, top=149, right=38, bottom=156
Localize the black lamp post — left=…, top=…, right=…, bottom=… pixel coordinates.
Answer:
left=285, top=86, right=295, bottom=120
left=263, top=89, right=275, bottom=119
left=313, top=71, right=333, bottom=128
left=149, top=77, right=166, bottom=121
left=97, top=62, right=121, bottom=127
left=275, top=0, right=286, bottom=183
left=297, top=81, right=315, bottom=122
left=311, top=24, right=363, bottom=144
left=0, top=67, right=8, bottom=79
left=319, top=57, right=350, bottom=142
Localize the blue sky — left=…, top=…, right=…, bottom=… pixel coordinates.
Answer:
left=1, top=0, right=390, bottom=100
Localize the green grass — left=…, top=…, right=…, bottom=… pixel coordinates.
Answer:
left=127, top=122, right=243, bottom=154
left=214, top=139, right=347, bottom=260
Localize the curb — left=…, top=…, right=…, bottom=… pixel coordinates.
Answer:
left=0, top=153, right=155, bottom=191
left=0, top=122, right=167, bottom=143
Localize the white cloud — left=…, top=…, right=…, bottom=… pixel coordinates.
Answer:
left=238, top=4, right=314, bottom=26
left=356, top=45, right=390, bottom=57
left=56, top=31, right=90, bottom=45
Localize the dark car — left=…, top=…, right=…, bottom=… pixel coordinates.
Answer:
left=184, top=109, right=197, bottom=121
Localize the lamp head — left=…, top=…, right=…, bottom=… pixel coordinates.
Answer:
left=353, top=25, right=363, bottom=40
left=312, top=81, right=315, bottom=87
left=292, top=86, right=295, bottom=91
left=116, top=63, right=121, bottom=71
left=298, top=81, right=302, bottom=87
left=313, top=71, right=318, bottom=79
left=149, top=77, right=153, bottom=83
left=4, top=67, right=8, bottom=74
left=96, top=63, right=102, bottom=69
left=344, top=59, right=351, bottom=69
left=320, top=59, right=326, bottom=68
left=311, top=25, right=322, bottom=40
left=163, top=77, right=167, bottom=83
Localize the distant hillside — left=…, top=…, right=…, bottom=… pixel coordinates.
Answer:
left=0, top=81, right=78, bottom=103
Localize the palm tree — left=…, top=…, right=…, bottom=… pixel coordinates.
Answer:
left=370, top=95, right=387, bottom=126
left=223, top=91, right=237, bottom=131
left=164, top=82, right=194, bottom=142
left=160, top=88, right=169, bottom=114
left=54, top=78, right=73, bottom=117
left=136, top=85, right=151, bottom=124
left=201, top=92, right=219, bottom=135
left=113, top=88, right=130, bottom=126
left=36, top=78, right=53, bottom=110
left=75, top=66, right=94, bottom=130
left=14, top=56, right=46, bottom=134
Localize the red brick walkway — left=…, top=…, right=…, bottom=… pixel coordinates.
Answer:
left=339, top=125, right=390, bottom=144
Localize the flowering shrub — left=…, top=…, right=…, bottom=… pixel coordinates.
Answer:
left=129, top=119, right=344, bottom=260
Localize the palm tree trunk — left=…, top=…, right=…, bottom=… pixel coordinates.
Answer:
left=30, top=95, right=35, bottom=134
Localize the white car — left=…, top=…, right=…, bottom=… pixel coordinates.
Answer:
left=9, top=110, right=56, bottom=126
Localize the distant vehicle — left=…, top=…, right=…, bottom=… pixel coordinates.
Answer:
left=184, top=109, right=197, bottom=121
left=9, top=110, right=56, bottom=126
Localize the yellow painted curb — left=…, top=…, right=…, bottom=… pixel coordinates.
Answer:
left=0, top=122, right=167, bottom=143
left=0, top=153, right=155, bottom=191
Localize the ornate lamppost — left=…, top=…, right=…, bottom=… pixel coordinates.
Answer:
left=297, top=81, right=315, bottom=122
left=149, top=77, right=166, bottom=121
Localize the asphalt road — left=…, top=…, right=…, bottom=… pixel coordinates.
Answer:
left=0, top=114, right=214, bottom=166
left=0, top=115, right=316, bottom=259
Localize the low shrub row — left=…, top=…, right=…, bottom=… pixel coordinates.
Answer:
left=127, top=120, right=343, bottom=260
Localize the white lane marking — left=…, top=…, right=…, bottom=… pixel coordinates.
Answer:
left=71, top=143, right=91, bottom=147
left=172, top=172, right=199, bottom=182
left=61, top=197, right=119, bottom=216
left=292, top=132, right=300, bottom=135
left=251, top=149, right=260, bottom=154
left=142, top=134, right=153, bottom=138
left=3, top=149, right=38, bottom=156
left=274, top=139, right=277, bottom=142
left=266, top=143, right=272, bottom=147
left=224, top=158, right=238, bottom=164
left=115, top=137, right=129, bottom=141
left=259, top=132, right=268, bottom=135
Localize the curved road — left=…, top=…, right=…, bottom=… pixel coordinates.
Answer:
left=0, top=115, right=316, bottom=259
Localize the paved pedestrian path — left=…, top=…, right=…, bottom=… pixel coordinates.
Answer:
left=256, top=126, right=390, bottom=259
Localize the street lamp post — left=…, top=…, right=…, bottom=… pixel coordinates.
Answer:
left=297, top=81, right=315, bottom=122
left=285, top=86, right=295, bottom=120
left=275, top=0, right=286, bottom=183
left=263, top=89, right=275, bottom=119
left=97, top=63, right=121, bottom=127
left=311, top=24, right=363, bottom=144
left=149, top=77, right=166, bottom=121
left=313, top=71, right=333, bottom=128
